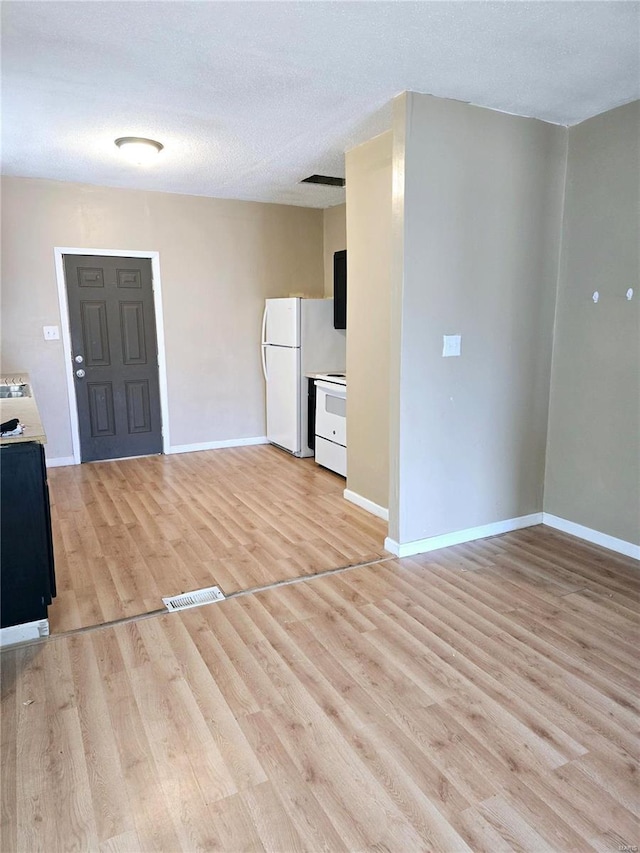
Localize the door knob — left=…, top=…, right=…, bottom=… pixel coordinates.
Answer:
left=75, top=369, right=86, bottom=378
left=74, top=355, right=84, bottom=364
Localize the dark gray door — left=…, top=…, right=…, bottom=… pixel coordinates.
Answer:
left=64, top=255, right=163, bottom=462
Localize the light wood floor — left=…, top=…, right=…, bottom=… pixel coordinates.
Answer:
left=48, top=446, right=388, bottom=632
left=2, top=526, right=638, bottom=852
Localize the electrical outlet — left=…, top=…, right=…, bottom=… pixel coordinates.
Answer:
left=43, top=325, right=60, bottom=341
left=442, top=334, right=461, bottom=357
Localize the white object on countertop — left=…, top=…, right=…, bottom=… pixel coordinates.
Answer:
left=1, top=423, right=24, bottom=437
left=0, top=379, right=47, bottom=445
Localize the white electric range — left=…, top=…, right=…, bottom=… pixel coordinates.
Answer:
left=314, top=374, right=347, bottom=476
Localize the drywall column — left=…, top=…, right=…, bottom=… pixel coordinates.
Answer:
left=388, top=93, right=566, bottom=552
left=544, top=101, right=640, bottom=551
left=323, top=204, right=346, bottom=297
left=345, top=132, right=393, bottom=514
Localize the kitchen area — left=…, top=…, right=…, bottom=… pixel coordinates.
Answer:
left=261, top=249, right=349, bottom=478
left=0, top=374, right=57, bottom=645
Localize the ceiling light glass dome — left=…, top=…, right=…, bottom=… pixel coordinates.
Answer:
left=115, top=137, right=163, bottom=164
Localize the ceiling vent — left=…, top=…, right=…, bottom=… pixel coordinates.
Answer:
left=300, top=174, right=345, bottom=187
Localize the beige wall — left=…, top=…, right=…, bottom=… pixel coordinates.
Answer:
left=345, top=133, right=392, bottom=510
left=389, top=93, right=567, bottom=545
left=322, top=204, right=346, bottom=296
left=0, top=176, right=324, bottom=461
left=544, top=102, right=640, bottom=545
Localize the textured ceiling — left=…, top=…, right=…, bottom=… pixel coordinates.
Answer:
left=2, top=1, right=638, bottom=208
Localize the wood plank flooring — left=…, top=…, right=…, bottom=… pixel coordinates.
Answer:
left=47, top=446, right=388, bottom=633
left=2, top=526, right=638, bottom=852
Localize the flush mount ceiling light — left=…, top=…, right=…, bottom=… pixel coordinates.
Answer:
left=114, top=136, right=164, bottom=164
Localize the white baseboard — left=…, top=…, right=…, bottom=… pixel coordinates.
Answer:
left=44, top=439, right=270, bottom=464
left=45, top=456, right=76, bottom=468
left=542, top=513, right=640, bottom=560
left=384, top=513, right=543, bottom=558
left=168, top=436, right=269, bottom=455
left=343, top=489, right=389, bottom=521
left=0, top=619, right=49, bottom=647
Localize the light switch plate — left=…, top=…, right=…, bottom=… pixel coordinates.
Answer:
left=43, top=325, right=60, bottom=341
left=442, top=334, right=461, bottom=357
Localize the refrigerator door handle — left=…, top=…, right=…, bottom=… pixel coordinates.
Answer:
left=261, top=304, right=269, bottom=381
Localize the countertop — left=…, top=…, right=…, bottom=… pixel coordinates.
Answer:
left=0, top=373, right=47, bottom=445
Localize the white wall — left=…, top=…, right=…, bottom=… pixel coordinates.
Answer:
left=0, top=177, right=324, bottom=461
left=389, top=93, right=567, bottom=547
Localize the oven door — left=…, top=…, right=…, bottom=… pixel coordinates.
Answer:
left=315, top=380, right=346, bottom=446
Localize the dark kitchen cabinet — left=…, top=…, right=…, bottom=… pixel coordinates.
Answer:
left=333, top=249, right=347, bottom=329
left=0, top=441, right=56, bottom=628
left=307, top=378, right=317, bottom=451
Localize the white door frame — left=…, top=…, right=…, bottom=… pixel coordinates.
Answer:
left=53, top=247, right=171, bottom=464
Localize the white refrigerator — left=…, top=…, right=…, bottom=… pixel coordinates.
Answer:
left=261, top=297, right=345, bottom=457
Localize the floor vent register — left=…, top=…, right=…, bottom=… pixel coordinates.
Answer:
left=162, top=585, right=226, bottom=612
